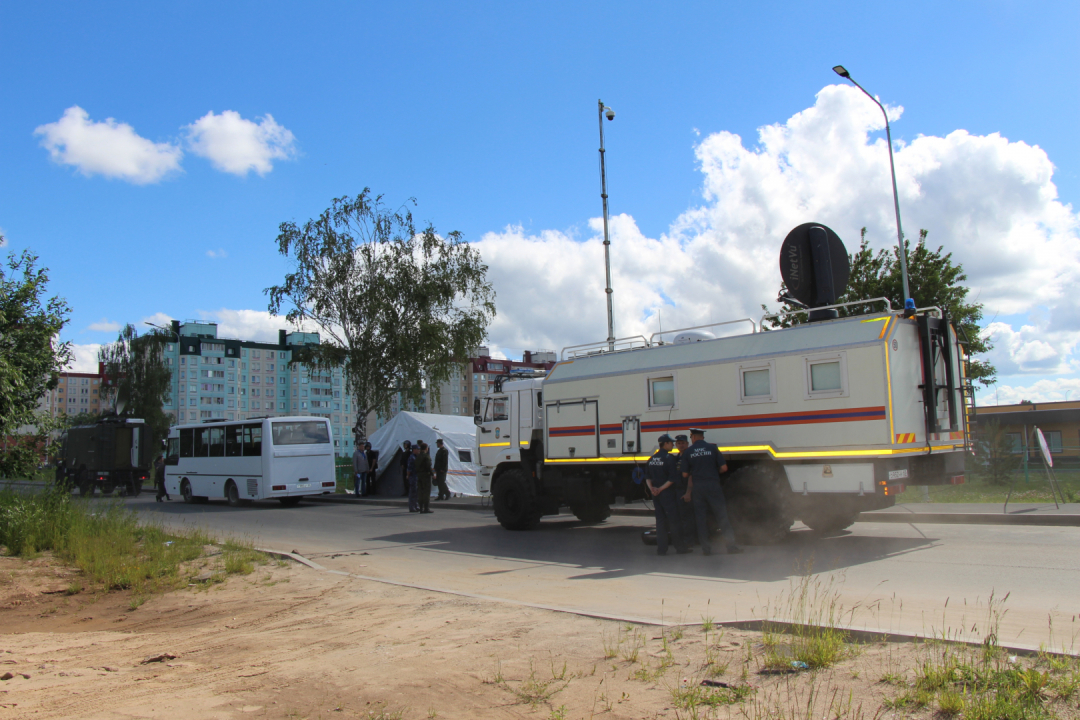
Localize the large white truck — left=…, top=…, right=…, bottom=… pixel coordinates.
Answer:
left=474, top=226, right=971, bottom=542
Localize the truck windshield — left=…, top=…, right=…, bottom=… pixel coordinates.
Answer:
left=271, top=421, right=330, bottom=446
left=483, top=397, right=509, bottom=422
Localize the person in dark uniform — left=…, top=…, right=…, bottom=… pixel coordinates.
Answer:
left=673, top=434, right=696, bottom=543
left=407, top=443, right=420, bottom=512
left=400, top=440, right=412, bottom=497
left=363, top=442, right=378, bottom=496
left=433, top=439, right=450, bottom=501
left=54, top=459, right=68, bottom=490
left=416, top=442, right=434, bottom=513
left=645, top=434, right=691, bottom=556
left=154, top=454, right=171, bottom=502
left=682, top=428, right=742, bottom=556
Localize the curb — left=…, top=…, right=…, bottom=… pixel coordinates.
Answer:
left=857, top=511, right=1080, bottom=527
left=256, top=546, right=1074, bottom=658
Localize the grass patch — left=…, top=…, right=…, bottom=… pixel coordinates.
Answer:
left=899, top=473, right=1080, bottom=504
left=671, top=682, right=754, bottom=711
left=0, top=486, right=266, bottom=596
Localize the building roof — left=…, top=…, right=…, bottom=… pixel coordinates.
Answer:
left=974, top=401, right=1080, bottom=426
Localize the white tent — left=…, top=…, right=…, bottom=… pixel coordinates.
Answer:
left=366, top=411, right=482, bottom=496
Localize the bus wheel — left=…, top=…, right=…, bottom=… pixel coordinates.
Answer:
left=181, top=480, right=195, bottom=504
left=278, top=497, right=302, bottom=507
left=226, top=481, right=243, bottom=507
left=492, top=469, right=541, bottom=530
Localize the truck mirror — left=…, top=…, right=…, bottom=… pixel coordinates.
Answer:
left=473, top=397, right=481, bottom=416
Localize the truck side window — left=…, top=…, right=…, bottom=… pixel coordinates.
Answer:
left=492, top=397, right=509, bottom=421
left=242, top=424, right=263, bottom=456
left=179, top=428, right=194, bottom=458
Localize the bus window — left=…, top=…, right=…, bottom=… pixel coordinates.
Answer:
left=166, top=437, right=180, bottom=465
left=179, top=428, right=194, bottom=457
left=209, top=427, right=225, bottom=457
left=195, top=428, right=210, bottom=456
left=271, top=421, right=330, bottom=445
left=242, top=424, right=262, bottom=456
left=226, top=425, right=242, bottom=457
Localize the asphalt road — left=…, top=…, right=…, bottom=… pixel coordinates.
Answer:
left=122, top=494, right=1080, bottom=652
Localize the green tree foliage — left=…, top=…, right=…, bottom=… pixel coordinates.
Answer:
left=975, top=418, right=1021, bottom=486
left=765, top=229, right=994, bottom=386
left=266, top=189, right=496, bottom=437
left=98, top=324, right=173, bottom=449
left=0, top=245, right=71, bottom=477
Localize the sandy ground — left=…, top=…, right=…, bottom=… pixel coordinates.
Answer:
left=1, top=554, right=1077, bottom=720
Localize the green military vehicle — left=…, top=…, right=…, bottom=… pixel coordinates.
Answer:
left=58, top=416, right=153, bottom=497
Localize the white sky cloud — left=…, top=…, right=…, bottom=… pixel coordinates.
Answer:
left=66, top=343, right=102, bottom=373
left=86, top=318, right=121, bottom=333
left=185, top=111, right=296, bottom=176
left=34, top=106, right=182, bottom=184
left=474, top=84, right=1080, bottom=365
left=981, top=377, right=1080, bottom=405
left=206, top=248, right=228, bottom=259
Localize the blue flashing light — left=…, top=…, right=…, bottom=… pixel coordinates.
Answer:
left=904, top=298, right=916, bottom=311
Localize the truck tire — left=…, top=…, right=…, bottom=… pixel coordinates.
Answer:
left=493, top=469, right=541, bottom=530
left=801, top=509, right=859, bottom=535
left=571, top=502, right=611, bottom=524
left=724, top=465, right=793, bottom=545
left=226, top=481, right=243, bottom=507
left=181, top=479, right=196, bottom=504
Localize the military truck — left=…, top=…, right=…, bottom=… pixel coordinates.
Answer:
left=59, top=416, right=153, bottom=497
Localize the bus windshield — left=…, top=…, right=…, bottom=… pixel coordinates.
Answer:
left=271, top=421, right=330, bottom=446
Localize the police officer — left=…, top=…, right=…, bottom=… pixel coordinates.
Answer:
left=416, top=442, right=434, bottom=513
left=407, top=443, right=421, bottom=512
left=645, top=435, right=691, bottom=556
left=400, top=440, right=412, bottom=497
left=673, top=434, right=696, bottom=544
left=682, top=428, right=742, bottom=556
left=433, top=439, right=450, bottom=501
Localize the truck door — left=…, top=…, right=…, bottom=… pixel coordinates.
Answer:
left=518, top=390, right=533, bottom=447
left=478, top=395, right=513, bottom=467
left=130, top=426, right=141, bottom=468
left=545, top=398, right=599, bottom=459
left=622, top=416, right=641, bottom=454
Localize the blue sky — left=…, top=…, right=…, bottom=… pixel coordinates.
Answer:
left=2, top=1, right=1078, bottom=405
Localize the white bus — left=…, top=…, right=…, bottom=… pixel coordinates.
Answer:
left=163, top=416, right=337, bottom=506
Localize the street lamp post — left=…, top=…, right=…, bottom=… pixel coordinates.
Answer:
left=832, top=66, right=912, bottom=308
left=598, top=99, right=616, bottom=351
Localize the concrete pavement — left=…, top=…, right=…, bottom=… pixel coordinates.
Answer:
left=117, top=493, right=1080, bottom=654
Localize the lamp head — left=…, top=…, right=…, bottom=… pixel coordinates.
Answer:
left=604, top=107, right=615, bottom=121
left=832, top=65, right=850, bottom=79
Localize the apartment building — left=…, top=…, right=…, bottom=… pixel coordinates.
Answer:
left=38, top=363, right=112, bottom=418
left=160, top=320, right=359, bottom=456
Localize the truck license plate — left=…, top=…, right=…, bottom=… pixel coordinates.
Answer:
left=297, top=483, right=310, bottom=488
left=888, top=469, right=909, bottom=480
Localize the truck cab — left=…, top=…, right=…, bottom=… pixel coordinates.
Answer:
left=474, top=376, right=543, bottom=495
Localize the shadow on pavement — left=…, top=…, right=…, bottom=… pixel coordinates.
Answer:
left=364, top=518, right=938, bottom=584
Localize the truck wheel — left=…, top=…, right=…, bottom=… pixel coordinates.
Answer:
left=724, top=465, right=794, bottom=545
left=493, top=469, right=541, bottom=530
left=181, top=480, right=195, bottom=504
left=801, top=509, right=859, bottom=535
left=132, top=482, right=143, bottom=497
left=226, top=481, right=243, bottom=507
left=571, top=502, right=611, bottom=524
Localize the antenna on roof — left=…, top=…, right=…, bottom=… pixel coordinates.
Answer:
left=779, top=222, right=851, bottom=322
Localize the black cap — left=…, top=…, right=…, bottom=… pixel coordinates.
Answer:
left=657, top=434, right=674, bottom=444
left=674, top=434, right=688, bottom=442
left=689, top=427, right=706, bottom=435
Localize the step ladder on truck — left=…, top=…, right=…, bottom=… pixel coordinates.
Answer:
left=472, top=223, right=969, bottom=543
